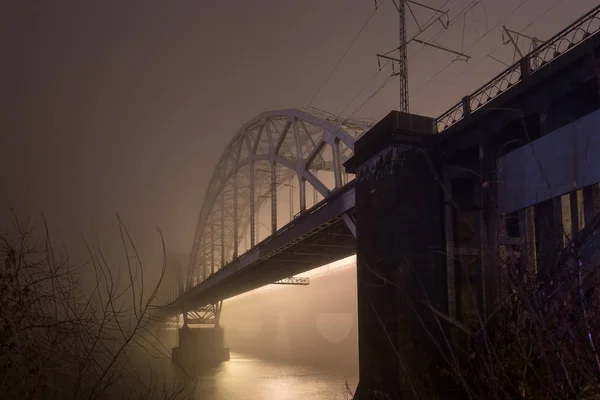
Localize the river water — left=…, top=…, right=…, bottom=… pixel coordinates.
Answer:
left=192, top=352, right=358, bottom=400
left=163, top=259, right=360, bottom=399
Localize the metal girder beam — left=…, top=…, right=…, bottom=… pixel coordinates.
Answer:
left=187, top=318, right=216, bottom=325
left=183, top=302, right=223, bottom=327
left=297, top=242, right=356, bottom=249
left=332, top=138, right=343, bottom=189
left=306, top=141, right=325, bottom=170
left=274, top=119, right=292, bottom=155
left=341, top=212, right=356, bottom=238
left=497, top=108, right=600, bottom=213
left=272, top=276, right=310, bottom=285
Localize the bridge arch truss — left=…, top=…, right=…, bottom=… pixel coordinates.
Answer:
left=186, top=108, right=371, bottom=289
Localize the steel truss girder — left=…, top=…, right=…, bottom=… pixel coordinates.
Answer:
left=273, top=276, right=310, bottom=285
left=184, top=301, right=223, bottom=326
left=187, top=109, right=371, bottom=287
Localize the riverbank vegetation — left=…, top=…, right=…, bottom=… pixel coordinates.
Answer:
left=0, top=211, right=195, bottom=399
left=395, top=209, right=600, bottom=399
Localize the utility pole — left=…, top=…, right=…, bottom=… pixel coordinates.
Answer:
left=375, top=0, right=469, bottom=113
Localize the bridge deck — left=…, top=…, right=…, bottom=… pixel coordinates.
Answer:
left=159, top=182, right=356, bottom=315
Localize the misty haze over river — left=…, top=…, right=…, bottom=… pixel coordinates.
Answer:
left=191, top=352, right=357, bottom=400
left=163, top=257, right=359, bottom=399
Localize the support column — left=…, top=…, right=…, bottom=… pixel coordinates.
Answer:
left=199, top=252, right=205, bottom=286
left=233, top=172, right=238, bottom=258
left=332, top=139, right=343, bottom=189
left=583, top=184, right=600, bottom=226
left=442, top=170, right=456, bottom=314
left=221, top=194, right=225, bottom=267
left=250, top=161, right=256, bottom=247
left=481, top=139, right=502, bottom=308
left=570, top=191, right=581, bottom=235
left=299, top=178, right=306, bottom=213
left=345, top=111, right=447, bottom=399
left=289, top=185, right=294, bottom=219
left=210, top=215, right=215, bottom=277
left=535, top=198, right=563, bottom=281
left=271, top=162, right=278, bottom=234
left=172, top=323, right=230, bottom=368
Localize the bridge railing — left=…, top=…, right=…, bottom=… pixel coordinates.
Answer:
left=436, top=4, right=600, bottom=133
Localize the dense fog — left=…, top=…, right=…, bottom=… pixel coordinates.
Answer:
left=222, top=257, right=358, bottom=375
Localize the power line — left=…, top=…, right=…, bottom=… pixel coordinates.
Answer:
left=376, top=0, right=470, bottom=112
left=349, top=75, right=395, bottom=118
left=304, top=0, right=386, bottom=111
left=405, top=0, right=485, bottom=66
left=409, top=0, right=536, bottom=101
left=340, top=0, right=458, bottom=117
left=345, top=0, right=477, bottom=117
left=417, top=0, right=567, bottom=107
left=338, top=58, right=393, bottom=116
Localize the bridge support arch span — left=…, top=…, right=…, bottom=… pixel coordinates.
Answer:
left=187, top=108, right=370, bottom=288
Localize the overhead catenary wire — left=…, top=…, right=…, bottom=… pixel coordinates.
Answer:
left=408, top=0, right=536, bottom=101
left=349, top=75, right=396, bottom=119
left=418, top=0, right=568, bottom=106
left=406, top=0, right=484, bottom=64
left=338, top=58, right=392, bottom=116
left=303, top=0, right=387, bottom=112
left=344, top=0, right=483, bottom=117
left=340, top=0, right=458, bottom=117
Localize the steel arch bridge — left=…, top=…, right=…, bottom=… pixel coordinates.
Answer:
left=158, top=108, right=372, bottom=322
left=155, top=3, right=600, bottom=325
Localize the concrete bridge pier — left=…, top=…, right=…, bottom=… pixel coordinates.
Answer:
left=171, top=325, right=230, bottom=367
left=171, top=304, right=230, bottom=368
left=345, top=111, right=451, bottom=399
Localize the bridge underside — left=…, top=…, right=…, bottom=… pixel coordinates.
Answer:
left=159, top=184, right=356, bottom=317
left=206, top=218, right=354, bottom=300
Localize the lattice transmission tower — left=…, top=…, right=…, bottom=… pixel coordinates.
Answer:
left=397, top=0, right=409, bottom=113
left=375, top=0, right=469, bottom=113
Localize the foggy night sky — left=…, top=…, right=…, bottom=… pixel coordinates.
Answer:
left=1, top=0, right=596, bottom=267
